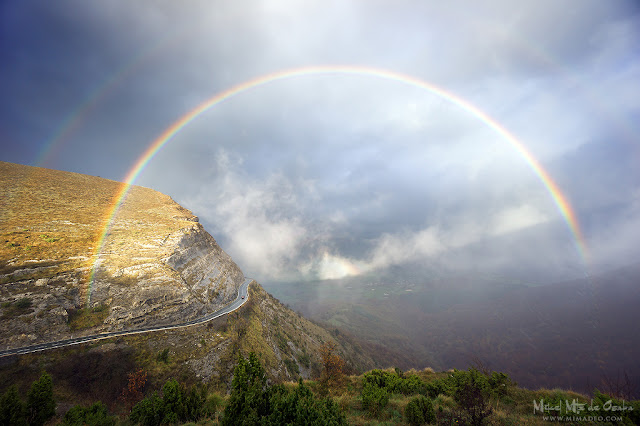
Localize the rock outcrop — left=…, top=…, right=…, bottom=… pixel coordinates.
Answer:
left=0, top=161, right=243, bottom=348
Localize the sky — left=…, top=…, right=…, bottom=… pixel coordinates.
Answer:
left=1, top=0, right=639, bottom=284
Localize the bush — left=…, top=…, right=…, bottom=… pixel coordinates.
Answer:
left=267, top=379, right=347, bottom=425
left=156, top=348, right=169, bottom=364
left=202, top=393, right=224, bottom=419
left=222, top=352, right=269, bottom=425
left=362, top=369, right=426, bottom=396
left=452, top=371, right=492, bottom=426
left=284, top=358, right=300, bottom=376
left=361, top=381, right=389, bottom=416
left=15, top=298, right=32, bottom=309
left=222, top=352, right=346, bottom=425
left=63, top=401, right=116, bottom=426
left=130, top=392, right=164, bottom=426
left=129, top=380, right=205, bottom=425
left=592, top=389, right=640, bottom=425
left=405, top=395, right=436, bottom=426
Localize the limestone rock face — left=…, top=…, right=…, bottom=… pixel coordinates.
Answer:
left=0, top=161, right=244, bottom=349
left=92, top=223, right=244, bottom=330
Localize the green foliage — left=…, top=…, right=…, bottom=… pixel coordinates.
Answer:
left=0, top=385, right=27, bottom=426
left=427, top=367, right=512, bottom=399
left=222, top=352, right=270, bottom=425
left=63, top=401, right=116, bottom=426
left=15, top=298, right=32, bottom=309
left=129, top=379, right=205, bottom=425
left=27, top=372, right=56, bottom=426
left=266, top=379, right=347, bottom=425
left=298, top=352, right=311, bottom=368
left=405, top=395, right=435, bottom=426
left=68, top=304, right=109, bottom=330
left=487, top=371, right=512, bottom=397
left=592, top=389, right=640, bottom=425
left=222, top=352, right=346, bottom=425
left=424, top=379, right=445, bottom=399
left=362, top=369, right=426, bottom=396
left=283, top=358, right=299, bottom=376
left=130, top=392, right=164, bottom=426
left=1, top=297, right=33, bottom=319
left=361, top=381, right=389, bottom=416
left=156, top=348, right=169, bottom=364
left=202, top=393, right=224, bottom=419
left=450, top=369, right=492, bottom=426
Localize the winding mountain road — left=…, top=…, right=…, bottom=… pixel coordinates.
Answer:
left=0, top=278, right=252, bottom=358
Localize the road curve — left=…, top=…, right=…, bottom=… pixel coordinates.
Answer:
left=0, top=278, right=252, bottom=358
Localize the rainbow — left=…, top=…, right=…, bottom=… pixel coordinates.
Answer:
left=86, top=65, right=589, bottom=304
left=35, top=29, right=184, bottom=169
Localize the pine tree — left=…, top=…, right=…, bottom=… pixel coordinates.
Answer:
left=0, top=385, right=27, bottom=426
left=27, top=372, right=56, bottom=426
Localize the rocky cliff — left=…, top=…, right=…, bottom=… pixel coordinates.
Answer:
left=0, top=161, right=243, bottom=349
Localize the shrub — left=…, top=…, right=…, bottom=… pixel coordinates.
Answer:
left=453, top=372, right=492, bottom=426
left=284, top=358, right=300, bottom=376
left=592, top=389, right=640, bottom=425
left=405, top=395, right=436, bottom=426
left=487, top=371, right=512, bottom=397
left=202, top=393, right=224, bottom=419
left=63, top=401, right=116, bottom=426
left=361, top=381, right=389, bottom=416
left=362, top=369, right=426, bottom=396
left=222, top=352, right=269, bottom=425
left=129, top=380, right=205, bottom=425
left=298, top=352, right=311, bottom=368
left=267, top=379, right=347, bottom=425
left=156, top=348, right=169, bottom=363
left=424, top=379, right=445, bottom=398
left=222, top=353, right=346, bottom=425
left=15, top=298, right=32, bottom=309
left=130, top=392, right=164, bottom=426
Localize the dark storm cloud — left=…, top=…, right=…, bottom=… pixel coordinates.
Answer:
left=1, top=0, right=639, bottom=281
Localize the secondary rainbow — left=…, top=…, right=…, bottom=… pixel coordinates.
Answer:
left=86, top=65, right=589, bottom=304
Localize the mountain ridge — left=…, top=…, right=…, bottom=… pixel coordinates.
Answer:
left=0, top=161, right=386, bottom=408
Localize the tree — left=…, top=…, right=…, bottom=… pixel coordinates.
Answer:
left=120, top=368, right=147, bottom=413
left=319, top=341, right=345, bottom=385
left=0, top=385, right=27, bottom=426
left=129, top=392, right=164, bottom=426
left=222, top=352, right=269, bottom=425
left=222, top=352, right=347, bottom=425
left=453, top=373, right=492, bottom=426
left=27, top=372, right=56, bottom=426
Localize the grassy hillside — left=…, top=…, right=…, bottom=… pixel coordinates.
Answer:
left=0, top=160, right=195, bottom=280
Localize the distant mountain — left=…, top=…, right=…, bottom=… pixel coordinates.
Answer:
left=0, top=161, right=383, bottom=407
left=268, top=262, right=640, bottom=397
